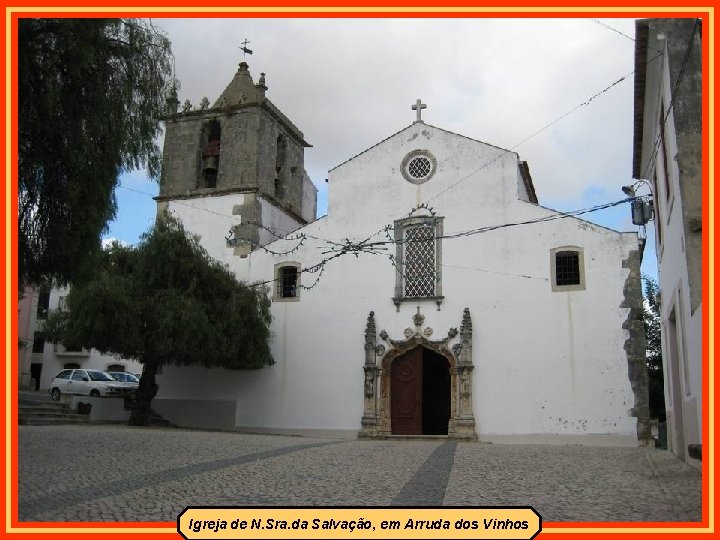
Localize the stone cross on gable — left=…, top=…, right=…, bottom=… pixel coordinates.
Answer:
left=412, top=99, right=427, bottom=123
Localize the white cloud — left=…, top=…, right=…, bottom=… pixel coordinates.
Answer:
left=101, top=237, right=130, bottom=249
left=138, top=18, right=643, bottom=220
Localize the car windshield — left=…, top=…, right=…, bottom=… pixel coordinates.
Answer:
left=87, top=371, right=114, bottom=382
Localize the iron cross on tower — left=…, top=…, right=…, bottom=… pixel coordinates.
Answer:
left=240, top=39, right=253, bottom=58
left=412, top=99, right=427, bottom=123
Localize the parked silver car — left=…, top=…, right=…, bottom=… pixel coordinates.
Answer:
left=48, top=369, right=131, bottom=400
left=107, top=371, right=140, bottom=392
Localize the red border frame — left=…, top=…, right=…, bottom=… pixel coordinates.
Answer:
left=2, top=4, right=715, bottom=539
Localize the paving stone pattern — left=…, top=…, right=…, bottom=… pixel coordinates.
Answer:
left=19, top=425, right=701, bottom=523
left=392, top=441, right=457, bottom=506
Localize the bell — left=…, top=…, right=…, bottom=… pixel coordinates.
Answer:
left=202, top=155, right=219, bottom=175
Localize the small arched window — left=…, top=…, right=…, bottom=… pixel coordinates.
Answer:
left=199, top=120, right=221, bottom=189
left=274, top=262, right=300, bottom=301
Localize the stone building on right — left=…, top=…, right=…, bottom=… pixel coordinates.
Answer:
left=632, top=18, right=702, bottom=468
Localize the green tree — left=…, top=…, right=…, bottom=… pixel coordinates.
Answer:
left=643, top=277, right=665, bottom=421
left=44, top=215, right=273, bottom=425
left=18, top=18, right=174, bottom=287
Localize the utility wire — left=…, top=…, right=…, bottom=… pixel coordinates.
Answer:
left=424, top=69, right=634, bottom=205
left=591, top=19, right=639, bottom=44
left=590, top=18, right=665, bottom=56
left=117, top=56, right=653, bottom=256
left=639, top=19, right=700, bottom=182
left=120, top=57, right=649, bottom=256
left=112, top=55, right=659, bottom=293
left=249, top=196, right=635, bottom=291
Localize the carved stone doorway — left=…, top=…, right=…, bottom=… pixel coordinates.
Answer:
left=391, top=346, right=450, bottom=435
left=360, top=308, right=477, bottom=440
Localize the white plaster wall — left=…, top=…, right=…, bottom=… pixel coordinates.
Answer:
left=157, top=123, right=640, bottom=439
left=301, top=172, right=318, bottom=222
left=18, top=286, right=37, bottom=389
left=163, top=194, right=245, bottom=267
left=164, top=193, right=305, bottom=265
left=39, top=288, right=144, bottom=390
left=640, top=32, right=702, bottom=456
left=258, top=198, right=306, bottom=244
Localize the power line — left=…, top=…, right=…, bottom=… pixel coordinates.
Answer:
left=425, top=69, right=633, bottom=205
left=116, top=181, right=635, bottom=293
left=591, top=19, right=638, bottom=44
left=251, top=196, right=634, bottom=291
left=117, top=57, right=646, bottom=254
left=590, top=19, right=666, bottom=55
left=113, top=58, right=652, bottom=293
left=118, top=185, right=240, bottom=223
left=118, top=184, right=305, bottom=241
left=639, top=19, right=700, bottom=181
left=442, top=264, right=548, bottom=282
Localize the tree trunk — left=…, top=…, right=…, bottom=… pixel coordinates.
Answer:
left=128, top=360, right=159, bottom=426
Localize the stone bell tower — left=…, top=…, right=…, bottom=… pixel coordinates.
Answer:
left=157, top=62, right=317, bottom=257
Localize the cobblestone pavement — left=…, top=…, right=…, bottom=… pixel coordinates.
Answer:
left=18, top=425, right=701, bottom=523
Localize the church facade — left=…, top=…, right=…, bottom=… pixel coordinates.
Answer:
left=154, top=62, right=650, bottom=445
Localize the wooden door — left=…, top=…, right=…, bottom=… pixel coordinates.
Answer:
left=391, top=347, right=422, bottom=435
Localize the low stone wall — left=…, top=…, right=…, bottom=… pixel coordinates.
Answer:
left=70, top=396, right=130, bottom=423
left=152, top=398, right=236, bottom=430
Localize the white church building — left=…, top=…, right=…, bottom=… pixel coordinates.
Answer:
left=153, top=62, right=650, bottom=445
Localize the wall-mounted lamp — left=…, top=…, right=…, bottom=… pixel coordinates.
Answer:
left=621, top=180, right=654, bottom=226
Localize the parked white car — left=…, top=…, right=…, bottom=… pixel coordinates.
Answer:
left=48, top=369, right=132, bottom=400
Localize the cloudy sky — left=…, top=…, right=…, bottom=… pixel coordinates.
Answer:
left=108, top=17, right=658, bottom=278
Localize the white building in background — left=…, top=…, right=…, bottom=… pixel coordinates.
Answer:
left=152, top=62, right=650, bottom=444
left=632, top=18, right=703, bottom=467
left=22, top=286, right=144, bottom=392
left=17, top=285, right=45, bottom=391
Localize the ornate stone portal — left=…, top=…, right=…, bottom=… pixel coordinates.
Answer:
left=360, top=308, right=477, bottom=439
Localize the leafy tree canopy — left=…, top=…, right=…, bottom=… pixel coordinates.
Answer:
left=18, top=18, right=174, bottom=287
left=44, top=214, right=273, bottom=424
left=643, top=276, right=665, bottom=422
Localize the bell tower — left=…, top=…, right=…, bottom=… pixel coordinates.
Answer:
left=157, top=62, right=317, bottom=258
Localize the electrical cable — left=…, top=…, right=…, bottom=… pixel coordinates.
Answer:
left=639, top=19, right=700, bottom=182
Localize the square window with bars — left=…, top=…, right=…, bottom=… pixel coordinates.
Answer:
left=555, top=251, right=580, bottom=286
left=403, top=224, right=436, bottom=297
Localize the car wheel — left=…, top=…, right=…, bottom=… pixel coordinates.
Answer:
left=50, top=388, right=61, bottom=401
left=89, top=389, right=100, bottom=397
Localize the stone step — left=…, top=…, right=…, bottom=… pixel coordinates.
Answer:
left=18, top=410, right=84, bottom=420
left=19, top=403, right=70, bottom=413
left=148, top=413, right=176, bottom=428
left=20, top=417, right=91, bottom=426
left=18, top=395, right=92, bottom=426
left=18, top=396, right=177, bottom=428
left=19, top=411, right=91, bottom=425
